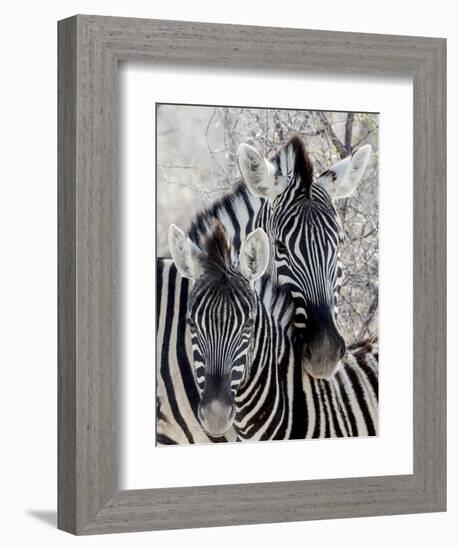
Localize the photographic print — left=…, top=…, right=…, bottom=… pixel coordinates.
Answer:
left=156, top=104, right=379, bottom=446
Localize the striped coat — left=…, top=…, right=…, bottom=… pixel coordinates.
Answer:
left=157, top=259, right=378, bottom=444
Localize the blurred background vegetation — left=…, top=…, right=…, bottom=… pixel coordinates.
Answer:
left=156, top=105, right=378, bottom=344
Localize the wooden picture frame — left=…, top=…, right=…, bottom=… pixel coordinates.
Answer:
left=58, top=14, right=446, bottom=535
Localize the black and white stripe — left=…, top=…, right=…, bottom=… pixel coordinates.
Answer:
left=301, top=340, right=378, bottom=438
left=156, top=258, right=237, bottom=444
left=157, top=263, right=378, bottom=444
left=239, top=136, right=372, bottom=379
left=156, top=135, right=376, bottom=443
left=186, top=230, right=301, bottom=441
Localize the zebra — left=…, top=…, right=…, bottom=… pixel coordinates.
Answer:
left=183, top=135, right=372, bottom=376
left=156, top=135, right=375, bottom=443
left=302, top=339, right=378, bottom=438
left=156, top=258, right=237, bottom=444
left=165, top=221, right=378, bottom=441
left=237, top=136, right=372, bottom=379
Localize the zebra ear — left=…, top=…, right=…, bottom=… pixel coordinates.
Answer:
left=239, top=228, right=270, bottom=282
left=238, top=144, right=278, bottom=201
left=168, top=224, right=202, bottom=280
left=318, top=144, right=372, bottom=200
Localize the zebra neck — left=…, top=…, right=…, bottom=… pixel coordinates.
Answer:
left=247, top=297, right=277, bottom=382
left=233, top=284, right=296, bottom=441
left=242, top=276, right=295, bottom=382
left=187, top=181, right=270, bottom=257
left=248, top=291, right=294, bottom=384
left=254, top=277, right=294, bottom=340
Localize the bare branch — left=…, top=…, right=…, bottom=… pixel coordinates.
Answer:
left=158, top=163, right=223, bottom=176
left=318, top=112, right=347, bottom=159
left=355, top=293, right=379, bottom=343
left=344, top=112, right=354, bottom=154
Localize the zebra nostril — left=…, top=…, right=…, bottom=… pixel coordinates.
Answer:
left=304, top=347, right=312, bottom=361
left=339, top=342, right=346, bottom=360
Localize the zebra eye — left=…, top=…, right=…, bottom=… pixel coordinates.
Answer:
left=186, top=317, right=196, bottom=331
left=245, top=318, right=254, bottom=330
left=275, top=240, right=288, bottom=255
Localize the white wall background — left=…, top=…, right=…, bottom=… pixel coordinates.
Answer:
left=0, top=1, right=454, bottom=548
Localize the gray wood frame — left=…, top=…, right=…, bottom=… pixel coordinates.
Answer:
left=58, top=14, right=446, bottom=535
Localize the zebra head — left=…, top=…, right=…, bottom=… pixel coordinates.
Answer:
left=238, top=135, right=372, bottom=380
left=169, top=221, right=269, bottom=436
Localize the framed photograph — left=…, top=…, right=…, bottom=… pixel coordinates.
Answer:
left=58, top=15, right=446, bottom=535
left=155, top=103, right=379, bottom=448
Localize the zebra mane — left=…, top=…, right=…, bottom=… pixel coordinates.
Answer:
left=187, top=135, right=315, bottom=247
left=199, top=222, right=294, bottom=333
left=188, top=180, right=257, bottom=251
left=200, top=220, right=232, bottom=275
left=196, top=220, right=249, bottom=296
left=269, top=134, right=315, bottom=197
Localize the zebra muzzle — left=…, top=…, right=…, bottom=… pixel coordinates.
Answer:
left=198, top=399, right=236, bottom=436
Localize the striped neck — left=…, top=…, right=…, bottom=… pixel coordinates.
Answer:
left=187, top=181, right=276, bottom=274
left=233, top=276, right=297, bottom=440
